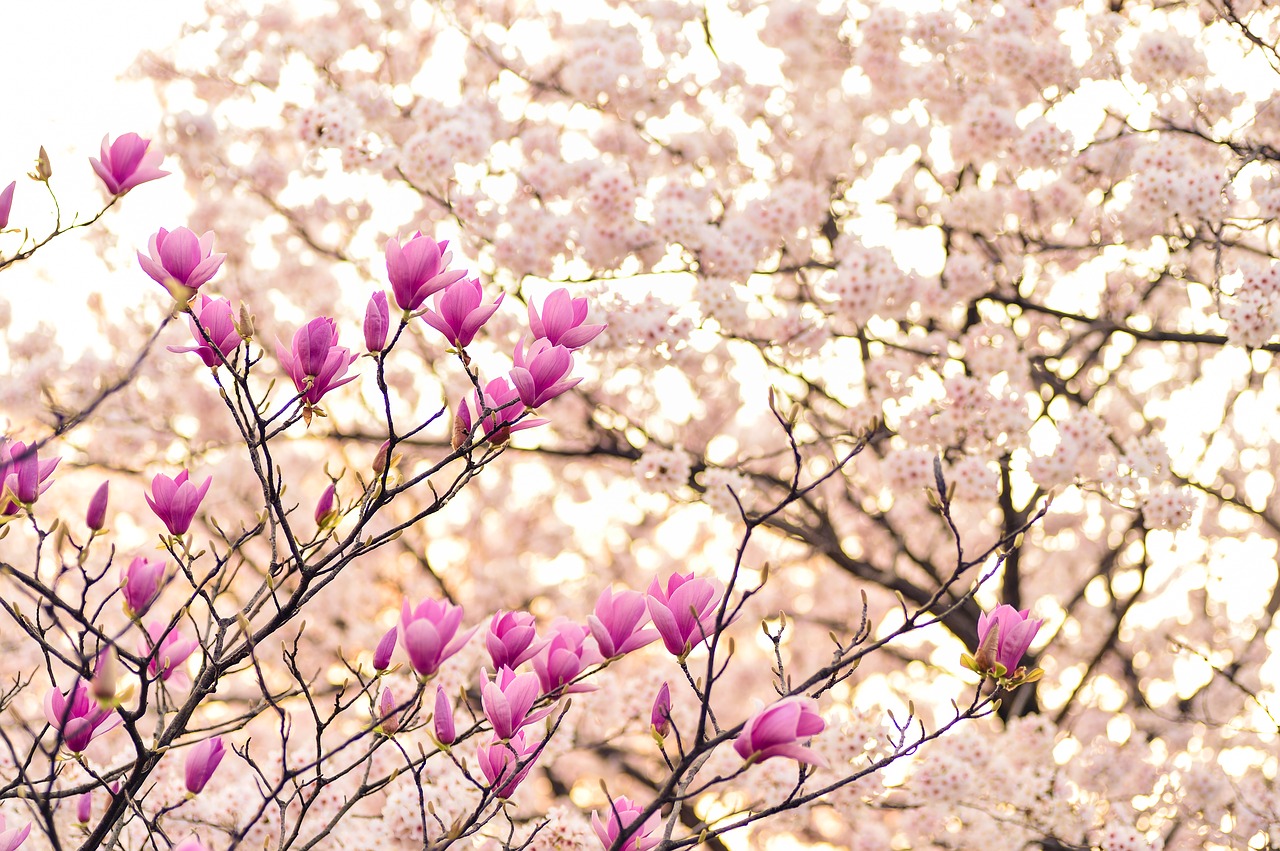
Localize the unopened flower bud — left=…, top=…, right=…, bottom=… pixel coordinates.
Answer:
left=30, top=146, right=52, bottom=182
left=86, top=481, right=109, bottom=532
left=372, top=626, right=397, bottom=672
left=76, top=791, right=92, bottom=824
left=364, top=291, right=390, bottom=353
left=314, top=483, right=338, bottom=529
left=91, top=648, right=119, bottom=706
left=235, top=302, right=255, bottom=341
left=651, top=681, right=671, bottom=738
left=379, top=688, right=401, bottom=735
left=184, top=736, right=226, bottom=794
left=434, top=685, right=456, bottom=745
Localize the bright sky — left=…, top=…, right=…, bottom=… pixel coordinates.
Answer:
left=0, top=1, right=205, bottom=339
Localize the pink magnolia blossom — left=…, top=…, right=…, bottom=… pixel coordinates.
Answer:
left=974, top=604, right=1044, bottom=676
left=433, top=685, right=456, bottom=744
left=588, top=587, right=658, bottom=658
left=732, top=696, right=826, bottom=766
left=456, top=377, right=548, bottom=446
left=142, top=621, right=200, bottom=683
left=276, top=317, right=359, bottom=407
left=137, top=227, right=225, bottom=301
left=384, top=232, right=465, bottom=311
left=421, top=277, right=504, bottom=349
left=144, top=470, right=212, bottom=536
left=0, top=181, right=14, bottom=230
left=400, top=597, right=476, bottom=678
left=590, top=796, right=660, bottom=851
left=482, top=666, right=554, bottom=740
left=532, top=620, right=602, bottom=695
left=45, top=682, right=121, bottom=753
left=485, top=610, right=546, bottom=670
left=529, top=288, right=606, bottom=350
left=168, top=295, right=241, bottom=366
left=476, top=730, right=540, bottom=799
left=0, top=439, right=59, bottom=516
left=85, top=480, right=109, bottom=531
left=184, top=736, right=226, bottom=793
left=0, top=815, right=30, bottom=851
left=364, top=290, right=390, bottom=352
left=510, top=338, right=581, bottom=409
left=89, top=132, right=168, bottom=196
left=121, top=556, right=166, bottom=617
left=645, top=572, right=727, bottom=659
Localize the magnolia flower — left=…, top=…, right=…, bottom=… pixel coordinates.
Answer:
left=89, top=132, right=168, bottom=196
left=485, top=610, right=546, bottom=670
left=0, top=181, right=15, bottom=230
left=970, top=604, right=1044, bottom=681
left=482, top=666, right=553, bottom=740
left=510, top=338, right=581, bottom=409
left=184, top=736, right=226, bottom=793
left=588, top=587, right=658, bottom=658
left=45, top=682, right=121, bottom=752
left=590, top=796, right=660, bottom=851
left=168, top=295, right=241, bottom=366
left=276, top=317, right=359, bottom=409
left=142, top=621, right=200, bottom=683
left=144, top=470, right=212, bottom=536
left=0, top=815, right=30, bottom=851
left=532, top=620, right=602, bottom=695
left=476, top=731, right=540, bottom=798
left=0, top=439, right=59, bottom=516
left=137, top=227, right=225, bottom=301
left=421, top=277, right=504, bottom=349
left=400, top=597, right=476, bottom=678
left=733, top=696, right=826, bottom=766
left=645, top=572, right=727, bottom=659
left=385, top=232, right=465, bottom=311
left=121, top=556, right=166, bottom=617
left=529, top=288, right=606, bottom=349
left=456, top=377, right=548, bottom=447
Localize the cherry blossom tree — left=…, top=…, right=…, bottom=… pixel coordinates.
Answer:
left=2, top=1, right=1279, bottom=850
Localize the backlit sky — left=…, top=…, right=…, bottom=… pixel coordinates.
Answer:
left=0, top=1, right=205, bottom=339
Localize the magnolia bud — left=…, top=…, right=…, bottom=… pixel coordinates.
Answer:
left=76, top=791, right=92, bottom=824
left=30, top=146, right=52, bottom=182
left=372, top=626, right=397, bottom=672
left=86, top=481, right=109, bottom=532
left=651, top=681, right=672, bottom=738
left=235, top=302, right=255, bottom=341
left=314, top=483, right=338, bottom=529
left=364, top=291, right=390, bottom=353
left=91, top=648, right=119, bottom=706
left=379, top=688, right=401, bottom=735
left=433, top=685, right=456, bottom=745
